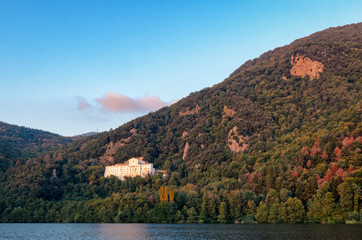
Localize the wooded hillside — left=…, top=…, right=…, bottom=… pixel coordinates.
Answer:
left=0, top=23, right=361, bottom=224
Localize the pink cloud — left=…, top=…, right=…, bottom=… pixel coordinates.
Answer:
left=96, top=92, right=171, bottom=113
left=77, top=97, right=92, bottom=110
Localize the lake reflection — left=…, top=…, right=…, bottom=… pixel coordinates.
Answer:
left=0, top=223, right=362, bottom=240
left=98, top=224, right=152, bottom=239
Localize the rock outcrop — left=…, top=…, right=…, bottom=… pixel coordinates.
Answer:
left=290, top=54, right=324, bottom=80
left=228, top=126, right=249, bottom=153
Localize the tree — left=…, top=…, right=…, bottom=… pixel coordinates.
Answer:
left=265, top=189, right=279, bottom=208
left=186, top=207, right=198, bottom=223
left=301, top=146, right=309, bottom=157
left=208, top=197, right=218, bottom=223
left=159, top=186, right=169, bottom=203
left=174, top=210, right=184, bottom=223
left=279, top=188, right=292, bottom=202
left=268, top=203, right=281, bottom=223
left=228, top=190, right=243, bottom=222
left=159, top=186, right=174, bottom=203
left=166, top=203, right=176, bottom=223
left=337, top=182, right=353, bottom=213
left=200, top=193, right=210, bottom=223
left=322, top=192, right=337, bottom=220
left=296, top=177, right=317, bottom=204
left=169, top=187, right=175, bottom=202
left=321, top=151, right=328, bottom=160
left=353, top=189, right=359, bottom=212
left=307, top=188, right=325, bottom=222
left=280, top=197, right=305, bottom=223
left=255, top=201, right=268, bottom=223
left=288, top=197, right=305, bottom=223
left=334, top=147, right=342, bottom=161
left=217, top=202, right=230, bottom=223
left=9, top=207, right=29, bottom=223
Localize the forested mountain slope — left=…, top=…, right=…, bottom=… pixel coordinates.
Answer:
left=1, top=23, right=361, bottom=223
left=0, top=121, right=72, bottom=172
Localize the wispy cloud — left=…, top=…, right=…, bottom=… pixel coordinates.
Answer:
left=96, top=92, right=172, bottom=113
left=76, top=97, right=92, bottom=110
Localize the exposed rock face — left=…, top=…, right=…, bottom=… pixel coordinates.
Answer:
left=100, top=141, right=125, bottom=164
left=228, top=126, right=249, bottom=153
left=179, top=104, right=200, bottom=116
left=223, top=105, right=236, bottom=117
left=181, top=131, right=188, bottom=139
left=222, top=105, right=236, bottom=122
left=182, top=142, right=190, bottom=160
left=100, top=128, right=138, bottom=164
left=290, top=54, right=324, bottom=80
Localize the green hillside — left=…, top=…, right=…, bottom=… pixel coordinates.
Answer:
left=0, top=23, right=361, bottom=223
left=0, top=121, right=72, bottom=172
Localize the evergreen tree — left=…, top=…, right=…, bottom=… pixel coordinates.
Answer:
left=217, top=202, right=230, bottom=223
left=323, top=192, right=337, bottom=221
left=200, top=194, right=210, bottom=223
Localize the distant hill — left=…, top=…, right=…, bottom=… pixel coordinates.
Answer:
left=0, top=23, right=361, bottom=223
left=0, top=121, right=72, bottom=171
left=70, top=132, right=99, bottom=140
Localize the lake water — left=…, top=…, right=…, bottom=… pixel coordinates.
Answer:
left=0, top=223, right=361, bottom=240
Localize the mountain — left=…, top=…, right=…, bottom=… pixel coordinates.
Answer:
left=70, top=132, right=99, bottom=140
left=0, top=23, right=361, bottom=223
left=0, top=121, right=72, bottom=171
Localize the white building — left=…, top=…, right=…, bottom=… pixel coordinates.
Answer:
left=104, top=157, right=155, bottom=180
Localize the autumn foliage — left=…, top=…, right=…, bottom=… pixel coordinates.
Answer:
left=159, top=186, right=175, bottom=203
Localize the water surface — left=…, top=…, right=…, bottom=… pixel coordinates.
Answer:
left=0, top=223, right=361, bottom=240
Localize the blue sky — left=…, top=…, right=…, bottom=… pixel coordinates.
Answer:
left=0, top=0, right=361, bottom=136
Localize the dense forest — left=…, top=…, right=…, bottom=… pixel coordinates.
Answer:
left=0, top=121, right=72, bottom=172
left=0, top=23, right=361, bottom=223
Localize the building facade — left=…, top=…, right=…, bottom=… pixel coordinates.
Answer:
left=104, top=157, right=155, bottom=180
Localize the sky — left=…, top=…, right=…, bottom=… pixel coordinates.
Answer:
left=0, top=0, right=361, bottom=136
